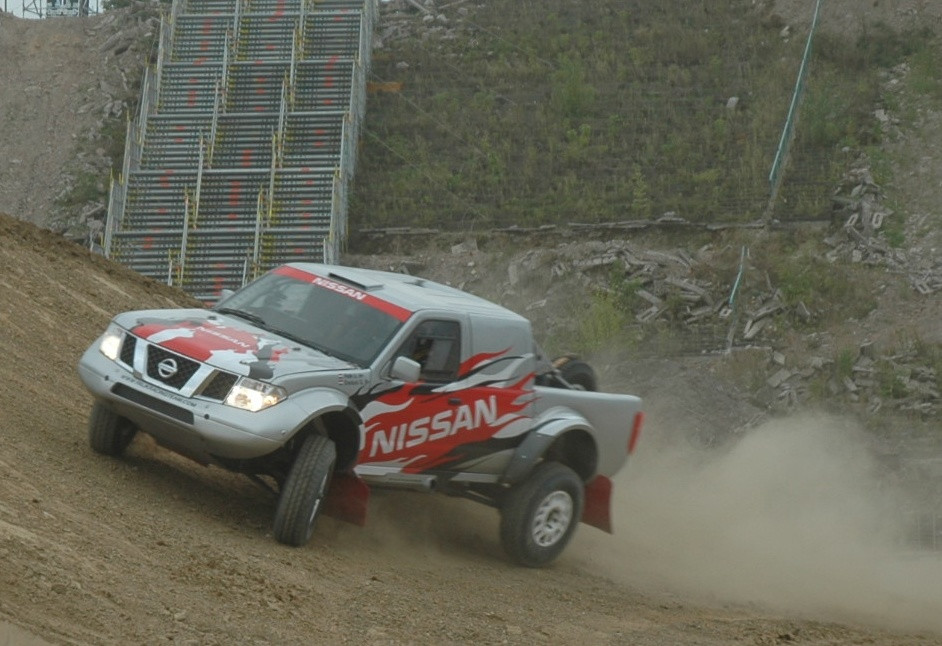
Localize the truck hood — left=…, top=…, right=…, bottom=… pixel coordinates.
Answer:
left=115, top=308, right=356, bottom=380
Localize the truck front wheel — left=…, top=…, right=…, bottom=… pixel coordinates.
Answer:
left=499, top=461, right=585, bottom=567
left=273, top=434, right=336, bottom=547
left=88, top=402, right=137, bottom=456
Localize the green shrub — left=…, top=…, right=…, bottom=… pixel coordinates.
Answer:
left=551, top=290, right=637, bottom=355
left=550, top=56, right=597, bottom=121
left=876, top=360, right=908, bottom=399
left=835, top=347, right=856, bottom=381
left=60, top=172, right=105, bottom=208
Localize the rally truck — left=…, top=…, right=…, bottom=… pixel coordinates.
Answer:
left=77, top=263, right=644, bottom=567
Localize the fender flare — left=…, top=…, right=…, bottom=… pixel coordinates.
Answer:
left=282, top=388, right=364, bottom=459
left=501, top=407, right=594, bottom=486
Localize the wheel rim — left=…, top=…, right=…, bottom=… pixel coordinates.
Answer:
left=304, top=469, right=332, bottom=537
left=531, top=490, right=573, bottom=547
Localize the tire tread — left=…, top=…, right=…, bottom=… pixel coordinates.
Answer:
left=500, top=461, right=584, bottom=567
left=88, top=402, right=135, bottom=456
left=273, top=435, right=336, bottom=547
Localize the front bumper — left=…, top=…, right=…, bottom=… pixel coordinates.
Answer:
left=78, top=345, right=303, bottom=462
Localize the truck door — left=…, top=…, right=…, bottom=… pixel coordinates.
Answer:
left=358, top=319, right=534, bottom=474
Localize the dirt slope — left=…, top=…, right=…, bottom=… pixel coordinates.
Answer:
left=2, top=212, right=942, bottom=645
left=0, top=7, right=156, bottom=235
left=0, top=14, right=100, bottom=227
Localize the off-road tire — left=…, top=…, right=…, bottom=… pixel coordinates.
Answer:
left=559, top=359, right=598, bottom=392
left=88, top=402, right=137, bottom=456
left=500, top=461, right=585, bottom=567
left=273, top=434, right=336, bottom=547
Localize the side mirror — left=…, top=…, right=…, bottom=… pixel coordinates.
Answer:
left=217, top=288, right=235, bottom=305
left=390, top=356, right=421, bottom=383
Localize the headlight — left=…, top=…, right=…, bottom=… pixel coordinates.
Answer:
left=99, top=325, right=124, bottom=361
left=225, top=377, right=286, bottom=412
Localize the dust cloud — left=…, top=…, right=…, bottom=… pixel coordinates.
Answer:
left=574, top=413, right=942, bottom=634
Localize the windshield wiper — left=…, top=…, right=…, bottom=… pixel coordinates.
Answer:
left=265, top=326, right=363, bottom=365
left=216, top=307, right=267, bottom=328
left=265, top=327, right=332, bottom=355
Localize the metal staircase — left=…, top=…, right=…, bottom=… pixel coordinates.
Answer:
left=104, top=0, right=376, bottom=301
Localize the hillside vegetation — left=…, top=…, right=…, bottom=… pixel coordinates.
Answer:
left=351, top=0, right=940, bottom=230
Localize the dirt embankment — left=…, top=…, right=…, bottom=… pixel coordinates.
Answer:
left=2, top=211, right=942, bottom=645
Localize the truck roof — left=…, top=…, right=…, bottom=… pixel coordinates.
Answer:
left=288, top=262, right=529, bottom=323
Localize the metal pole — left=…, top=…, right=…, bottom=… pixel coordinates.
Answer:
left=725, top=246, right=748, bottom=354
left=765, top=0, right=823, bottom=221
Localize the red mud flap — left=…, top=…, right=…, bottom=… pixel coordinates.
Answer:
left=322, top=472, right=370, bottom=526
left=581, top=475, right=613, bottom=534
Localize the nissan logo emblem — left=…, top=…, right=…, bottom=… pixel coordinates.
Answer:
left=157, top=358, right=179, bottom=379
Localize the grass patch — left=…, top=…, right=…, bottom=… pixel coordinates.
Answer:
left=875, top=359, right=909, bottom=399
left=550, top=291, right=632, bottom=355
left=59, top=171, right=105, bottom=208
left=750, top=234, right=878, bottom=325
left=881, top=197, right=907, bottom=247
left=352, top=1, right=923, bottom=230
left=908, top=42, right=942, bottom=101
left=834, top=347, right=856, bottom=381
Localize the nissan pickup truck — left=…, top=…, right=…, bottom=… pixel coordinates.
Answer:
left=77, top=263, right=644, bottom=566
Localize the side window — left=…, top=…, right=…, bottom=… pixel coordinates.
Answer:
left=396, top=320, right=461, bottom=383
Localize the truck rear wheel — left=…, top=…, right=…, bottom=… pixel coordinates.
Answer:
left=499, top=461, right=585, bottom=567
left=88, top=402, right=137, bottom=456
left=273, top=434, right=336, bottom=547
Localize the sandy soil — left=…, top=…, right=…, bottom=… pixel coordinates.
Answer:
left=2, top=1, right=942, bottom=644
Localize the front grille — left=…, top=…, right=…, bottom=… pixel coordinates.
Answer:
left=146, top=346, right=200, bottom=390
left=112, top=383, right=195, bottom=424
left=200, top=371, right=238, bottom=401
left=119, top=334, right=137, bottom=366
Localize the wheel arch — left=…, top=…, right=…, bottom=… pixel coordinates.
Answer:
left=282, top=389, right=363, bottom=472
left=544, top=427, right=597, bottom=482
left=292, top=407, right=362, bottom=472
left=502, top=411, right=599, bottom=485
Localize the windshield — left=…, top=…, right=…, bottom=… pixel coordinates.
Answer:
left=215, top=268, right=408, bottom=366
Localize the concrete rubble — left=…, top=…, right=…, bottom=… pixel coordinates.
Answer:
left=375, top=0, right=475, bottom=50
left=495, top=230, right=941, bottom=418
left=827, top=160, right=942, bottom=295
left=521, top=239, right=780, bottom=351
